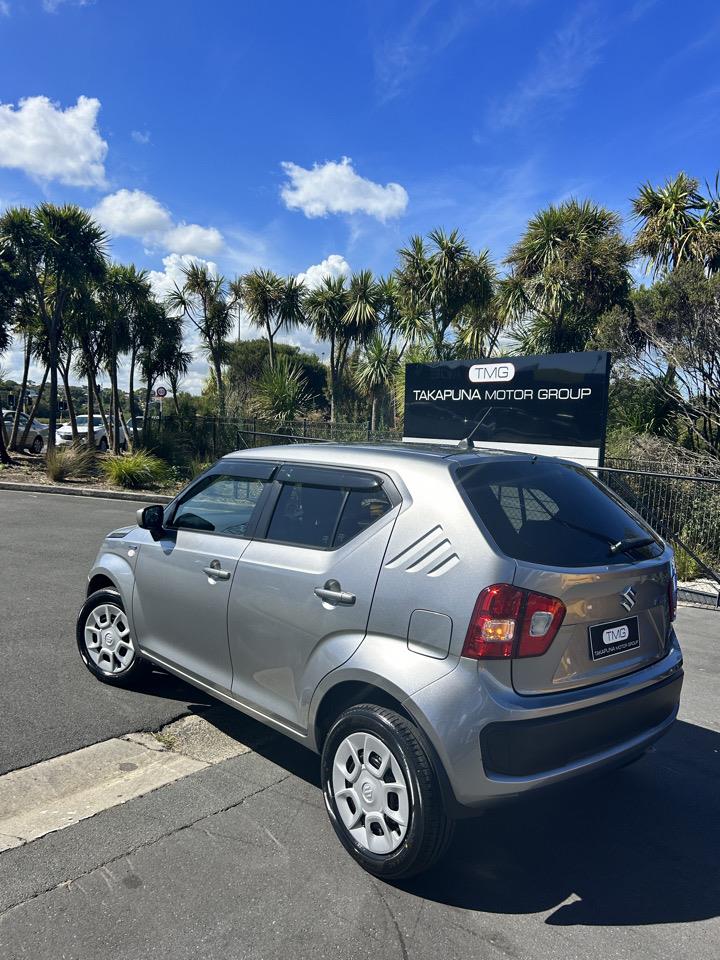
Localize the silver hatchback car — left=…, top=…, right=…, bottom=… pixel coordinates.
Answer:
left=77, top=443, right=683, bottom=878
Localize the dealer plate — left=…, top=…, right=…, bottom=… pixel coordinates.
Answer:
left=589, top=616, right=640, bottom=661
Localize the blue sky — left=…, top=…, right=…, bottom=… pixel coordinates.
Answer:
left=1, top=0, right=719, bottom=388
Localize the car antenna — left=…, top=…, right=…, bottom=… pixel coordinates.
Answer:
left=456, top=409, right=491, bottom=451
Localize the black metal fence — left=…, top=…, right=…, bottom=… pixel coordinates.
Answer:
left=144, top=414, right=720, bottom=608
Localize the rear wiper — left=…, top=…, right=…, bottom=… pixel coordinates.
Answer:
left=609, top=536, right=656, bottom=556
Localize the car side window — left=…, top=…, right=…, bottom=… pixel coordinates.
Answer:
left=333, top=489, right=392, bottom=546
left=265, top=480, right=393, bottom=550
left=172, top=474, right=267, bottom=536
left=267, top=483, right=345, bottom=548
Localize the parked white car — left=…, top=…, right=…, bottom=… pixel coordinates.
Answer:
left=2, top=409, right=49, bottom=453
left=56, top=415, right=128, bottom=451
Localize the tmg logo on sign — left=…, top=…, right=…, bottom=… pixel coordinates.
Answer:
left=468, top=361, right=515, bottom=384
left=602, top=624, right=630, bottom=645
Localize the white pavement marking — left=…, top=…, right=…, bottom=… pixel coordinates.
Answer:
left=0, top=716, right=251, bottom=851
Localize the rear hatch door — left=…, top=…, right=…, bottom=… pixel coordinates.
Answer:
left=512, top=556, right=673, bottom=694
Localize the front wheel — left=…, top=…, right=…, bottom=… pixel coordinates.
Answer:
left=31, top=435, right=44, bottom=454
left=98, top=436, right=108, bottom=452
left=321, top=704, right=454, bottom=879
left=76, top=589, right=150, bottom=686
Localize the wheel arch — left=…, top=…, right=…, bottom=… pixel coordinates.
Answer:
left=311, top=674, right=464, bottom=818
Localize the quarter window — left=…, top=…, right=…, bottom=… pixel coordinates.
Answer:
left=172, top=474, right=267, bottom=536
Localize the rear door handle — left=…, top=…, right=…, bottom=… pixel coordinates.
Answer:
left=203, top=560, right=232, bottom=581
left=314, top=579, right=356, bottom=606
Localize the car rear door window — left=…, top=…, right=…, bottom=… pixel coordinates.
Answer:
left=266, top=477, right=394, bottom=550
left=172, top=475, right=268, bottom=536
left=267, top=483, right=345, bottom=548
left=457, top=460, right=663, bottom=566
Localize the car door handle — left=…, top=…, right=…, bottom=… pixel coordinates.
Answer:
left=203, top=562, right=232, bottom=581
left=314, top=580, right=356, bottom=606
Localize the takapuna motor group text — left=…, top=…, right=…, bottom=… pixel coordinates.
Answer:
left=412, top=387, right=593, bottom=402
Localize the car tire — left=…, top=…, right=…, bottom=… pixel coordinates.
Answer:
left=321, top=704, right=454, bottom=879
left=76, top=588, right=151, bottom=686
left=31, top=435, right=44, bottom=454
left=98, top=437, right=108, bottom=452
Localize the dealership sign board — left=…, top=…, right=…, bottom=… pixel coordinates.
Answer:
left=403, top=350, right=611, bottom=467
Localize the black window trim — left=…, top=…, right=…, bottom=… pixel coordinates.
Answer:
left=165, top=460, right=281, bottom=541
left=254, top=463, right=401, bottom=552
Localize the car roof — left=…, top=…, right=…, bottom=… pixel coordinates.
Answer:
left=222, top=441, right=543, bottom=473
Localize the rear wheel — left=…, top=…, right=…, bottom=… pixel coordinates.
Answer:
left=31, top=435, right=44, bottom=454
left=76, top=589, right=150, bottom=686
left=321, top=704, right=454, bottom=879
left=98, top=436, right=108, bottom=452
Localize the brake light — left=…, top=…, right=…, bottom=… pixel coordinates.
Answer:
left=462, top=583, right=566, bottom=660
left=667, top=561, right=678, bottom=622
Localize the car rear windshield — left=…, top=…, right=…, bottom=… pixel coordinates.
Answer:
left=456, top=460, right=663, bottom=567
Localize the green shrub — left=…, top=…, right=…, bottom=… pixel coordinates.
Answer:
left=102, top=450, right=170, bottom=490
left=46, top=445, right=96, bottom=482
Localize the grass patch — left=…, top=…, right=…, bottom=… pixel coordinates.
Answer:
left=102, top=450, right=170, bottom=490
left=46, top=445, right=96, bottom=482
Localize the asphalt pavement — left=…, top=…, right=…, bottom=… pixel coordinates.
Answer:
left=1, top=488, right=718, bottom=959
left=0, top=488, right=210, bottom=775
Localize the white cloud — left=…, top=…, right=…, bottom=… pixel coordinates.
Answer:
left=0, top=95, right=107, bottom=188
left=280, top=157, right=408, bottom=222
left=93, top=188, right=224, bottom=256
left=163, top=223, right=224, bottom=256
left=43, top=0, right=93, bottom=12
left=296, top=253, right=351, bottom=290
left=131, top=129, right=151, bottom=145
left=146, top=252, right=218, bottom=301
left=488, top=5, right=612, bottom=129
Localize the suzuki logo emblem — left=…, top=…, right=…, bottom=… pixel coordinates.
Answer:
left=620, top=586, right=637, bottom=611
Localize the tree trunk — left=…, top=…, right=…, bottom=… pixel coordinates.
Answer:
left=370, top=393, right=378, bottom=433
left=60, top=350, right=79, bottom=440
left=119, top=407, right=132, bottom=452
left=109, top=329, right=121, bottom=455
left=47, top=326, right=59, bottom=453
left=328, top=337, right=336, bottom=424
left=0, top=412, right=11, bottom=465
left=128, top=345, right=139, bottom=447
left=142, top=380, right=154, bottom=435
left=86, top=371, right=95, bottom=449
left=19, top=366, right=49, bottom=449
left=266, top=322, right=275, bottom=370
left=9, top=334, right=32, bottom=450
left=94, top=382, right=110, bottom=437
left=214, top=357, right=225, bottom=419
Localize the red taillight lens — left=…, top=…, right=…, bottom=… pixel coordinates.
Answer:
left=462, top=583, right=565, bottom=660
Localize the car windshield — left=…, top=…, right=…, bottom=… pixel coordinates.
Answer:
left=456, top=459, right=663, bottom=567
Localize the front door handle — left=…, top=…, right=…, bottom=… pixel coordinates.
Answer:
left=203, top=560, right=231, bottom=581
left=314, top=579, right=356, bottom=606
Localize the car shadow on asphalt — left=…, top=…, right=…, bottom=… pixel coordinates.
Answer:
left=407, top=719, right=720, bottom=926
left=134, top=678, right=720, bottom=928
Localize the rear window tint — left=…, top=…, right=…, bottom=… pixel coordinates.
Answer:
left=457, top=460, right=663, bottom=567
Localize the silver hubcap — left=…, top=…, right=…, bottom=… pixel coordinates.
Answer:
left=332, top=732, right=410, bottom=855
left=84, top=603, right=135, bottom=674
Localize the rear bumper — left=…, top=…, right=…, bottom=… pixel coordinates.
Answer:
left=480, top=672, right=682, bottom=778
left=406, top=634, right=683, bottom=810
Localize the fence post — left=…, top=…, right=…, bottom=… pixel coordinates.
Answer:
left=367, top=419, right=372, bottom=441
left=303, top=418, right=307, bottom=438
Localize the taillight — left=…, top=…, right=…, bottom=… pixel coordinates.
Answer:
left=667, top=560, right=678, bottom=622
left=462, top=583, right=566, bottom=660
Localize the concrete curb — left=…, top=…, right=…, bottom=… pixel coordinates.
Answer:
left=0, top=480, right=173, bottom=504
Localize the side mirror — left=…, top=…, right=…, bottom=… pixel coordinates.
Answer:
left=137, top=504, right=165, bottom=531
